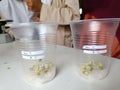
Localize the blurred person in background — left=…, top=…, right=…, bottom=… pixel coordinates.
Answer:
left=26, top=0, right=80, bottom=47
left=0, top=0, right=34, bottom=23
left=0, top=0, right=33, bottom=40
left=82, top=0, right=120, bottom=58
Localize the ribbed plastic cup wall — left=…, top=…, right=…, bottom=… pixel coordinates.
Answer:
left=70, top=18, right=120, bottom=80
left=10, top=22, right=58, bottom=87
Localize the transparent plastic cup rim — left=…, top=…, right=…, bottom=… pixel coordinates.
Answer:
left=6, top=22, right=59, bottom=28
left=70, top=18, right=120, bottom=24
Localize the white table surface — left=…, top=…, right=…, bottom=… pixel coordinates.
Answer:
left=0, top=42, right=120, bottom=90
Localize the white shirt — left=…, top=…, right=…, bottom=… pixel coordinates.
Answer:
left=0, top=0, right=34, bottom=23
left=41, top=0, right=52, bottom=5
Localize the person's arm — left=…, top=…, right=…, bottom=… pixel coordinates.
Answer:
left=26, top=0, right=42, bottom=12
left=25, top=0, right=42, bottom=22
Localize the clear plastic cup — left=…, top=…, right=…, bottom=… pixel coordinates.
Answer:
left=70, top=18, right=120, bottom=80
left=9, top=22, right=58, bottom=86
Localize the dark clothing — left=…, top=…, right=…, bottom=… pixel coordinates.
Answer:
left=83, top=0, right=120, bottom=18
left=83, top=0, right=120, bottom=41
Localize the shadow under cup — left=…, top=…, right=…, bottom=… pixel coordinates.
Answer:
left=70, top=18, right=120, bottom=80
left=9, top=22, right=58, bottom=86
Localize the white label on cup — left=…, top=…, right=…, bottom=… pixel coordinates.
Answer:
left=83, top=50, right=107, bottom=54
left=83, top=45, right=107, bottom=49
left=21, top=50, right=44, bottom=55
left=22, top=55, right=45, bottom=60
